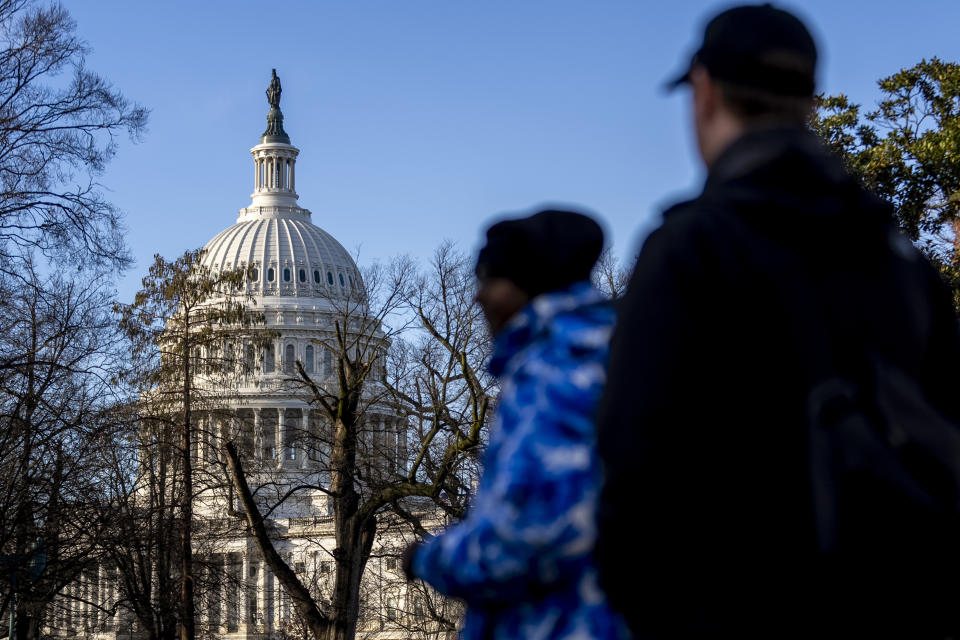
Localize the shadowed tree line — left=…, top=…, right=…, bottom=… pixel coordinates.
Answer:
left=0, top=1, right=146, bottom=639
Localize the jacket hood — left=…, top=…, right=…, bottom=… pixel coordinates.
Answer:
left=707, top=128, right=891, bottom=219
left=488, top=281, right=610, bottom=378
left=697, top=127, right=896, bottom=255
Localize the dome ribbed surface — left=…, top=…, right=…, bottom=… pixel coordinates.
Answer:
left=201, top=217, right=361, bottom=298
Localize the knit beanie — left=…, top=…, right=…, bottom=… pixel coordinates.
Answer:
left=475, top=209, right=604, bottom=297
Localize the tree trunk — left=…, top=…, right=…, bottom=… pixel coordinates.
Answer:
left=326, top=516, right=375, bottom=640
left=325, top=407, right=370, bottom=640
left=180, top=337, right=194, bottom=640
left=225, top=438, right=377, bottom=640
left=224, top=443, right=330, bottom=639
left=14, top=602, right=38, bottom=640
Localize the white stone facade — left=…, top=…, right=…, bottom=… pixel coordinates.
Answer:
left=47, top=76, right=451, bottom=640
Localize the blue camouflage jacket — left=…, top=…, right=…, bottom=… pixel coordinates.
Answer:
left=412, top=281, right=630, bottom=640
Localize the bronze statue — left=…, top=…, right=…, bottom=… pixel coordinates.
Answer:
left=260, top=68, right=290, bottom=143
left=267, top=69, right=282, bottom=108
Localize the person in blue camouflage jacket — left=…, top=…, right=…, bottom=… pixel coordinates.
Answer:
left=403, top=209, right=630, bottom=640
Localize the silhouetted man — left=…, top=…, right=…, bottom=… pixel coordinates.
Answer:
left=595, top=5, right=960, bottom=638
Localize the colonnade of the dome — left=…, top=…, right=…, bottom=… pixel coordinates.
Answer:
left=253, top=148, right=297, bottom=193
left=191, top=407, right=404, bottom=478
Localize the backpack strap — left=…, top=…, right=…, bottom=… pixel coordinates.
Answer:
left=714, top=206, right=960, bottom=552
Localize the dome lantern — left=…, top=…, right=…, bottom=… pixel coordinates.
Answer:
left=204, top=72, right=362, bottom=301
left=248, top=70, right=301, bottom=211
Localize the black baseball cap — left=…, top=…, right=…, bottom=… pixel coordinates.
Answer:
left=666, top=4, right=817, bottom=97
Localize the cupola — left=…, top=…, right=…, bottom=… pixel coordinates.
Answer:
left=247, top=69, right=301, bottom=212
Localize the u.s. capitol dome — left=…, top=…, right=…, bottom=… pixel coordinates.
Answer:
left=201, top=75, right=361, bottom=304
left=51, top=71, right=410, bottom=640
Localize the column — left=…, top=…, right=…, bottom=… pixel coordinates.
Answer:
left=397, top=418, right=408, bottom=473
left=253, top=408, right=262, bottom=463
left=277, top=408, right=285, bottom=465
left=80, top=572, right=88, bottom=630
left=65, top=582, right=73, bottom=629
left=96, top=564, right=105, bottom=629
left=290, top=158, right=295, bottom=191
left=108, top=567, right=118, bottom=631
left=254, top=158, right=259, bottom=190
left=56, top=592, right=64, bottom=631
left=259, top=561, right=269, bottom=632
left=240, top=553, right=249, bottom=632
left=302, top=408, right=311, bottom=468
left=195, top=413, right=203, bottom=462
left=218, top=554, right=227, bottom=632
left=273, top=570, right=281, bottom=629
left=279, top=563, right=287, bottom=626
left=197, top=563, right=207, bottom=630
left=206, top=414, right=216, bottom=463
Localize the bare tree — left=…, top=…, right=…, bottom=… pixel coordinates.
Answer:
left=96, top=403, right=181, bottom=640
left=0, top=0, right=146, bottom=273
left=360, top=519, right=463, bottom=640
left=0, top=3, right=146, bottom=637
left=0, top=260, right=127, bottom=640
left=224, top=243, right=494, bottom=640
left=116, top=250, right=259, bottom=640
left=591, top=247, right=633, bottom=300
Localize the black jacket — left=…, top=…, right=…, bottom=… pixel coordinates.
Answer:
left=596, top=127, right=960, bottom=638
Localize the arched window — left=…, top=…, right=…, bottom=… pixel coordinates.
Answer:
left=299, top=269, right=306, bottom=282
left=267, top=268, right=275, bottom=282
left=284, top=344, right=295, bottom=374
left=264, top=345, right=275, bottom=373
left=323, top=349, right=332, bottom=376
left=283, top=268, right=291, bottom=282
left=339, top=273, right=345, bottom=287
left=305, top=345, right=314, bottom=373
left=313, top=270, right=321, bottom=283
left=250, top=268, right=259, bottom=281
left=348, top=275, right=354, bottom=287
left=327, top=271, right=334, bottom=285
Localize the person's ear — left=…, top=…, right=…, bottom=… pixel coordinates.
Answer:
left=689, top=65, right=724, bottom=166
left=690, top=65, right=716, bottom=125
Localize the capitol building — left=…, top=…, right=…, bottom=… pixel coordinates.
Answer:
left=48, top=72, right=460, bottom=640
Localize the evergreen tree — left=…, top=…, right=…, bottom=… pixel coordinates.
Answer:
left=811, top=58, right=960, bottom=308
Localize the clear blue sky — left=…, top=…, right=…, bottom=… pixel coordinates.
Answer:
left=66, top=0, right=960, bottom=303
